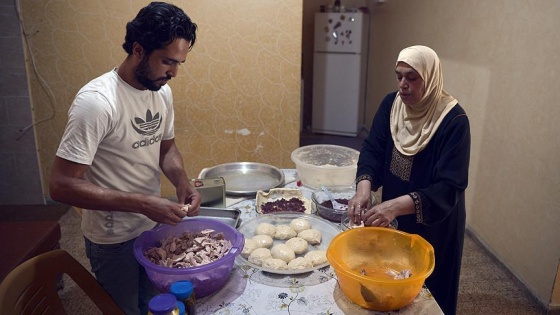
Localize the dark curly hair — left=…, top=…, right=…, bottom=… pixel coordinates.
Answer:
left=122, top=2, right=197, bottom=55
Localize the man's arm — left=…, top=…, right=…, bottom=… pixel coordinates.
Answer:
left=159, top=139, right=201, bottom=215
left=49, top=156, right=186, bottom=225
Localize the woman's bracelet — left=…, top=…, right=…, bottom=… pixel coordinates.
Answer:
left=355, top=174, right=373, bottom=186
left=408, top=191, right=423, bottom=223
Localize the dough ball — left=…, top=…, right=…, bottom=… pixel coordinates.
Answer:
left=349, top=222, right=365, bottom=229
left=252, top=234, right=274, bottom=248
left=255, top=222, right=276, bottom=237
left=261, top=258, right=288, bottom=270
left=285, top=237, right=309, bottom=255
left=288, top=257, right=313, bottom=270
left=298, top=228, right=322, bottom=245
left=248, top=248, right=272, bottom=266
left=274, top=225, right=297, bottom=240
left=305, top=250, right=327, bottom=266
left=290, top=218, right=312, bottom=233
left=241, top=238, right=259, bottom=258
left=270, top=244, right=296, bottom=263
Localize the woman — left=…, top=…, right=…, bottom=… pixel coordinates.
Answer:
left=348, top=45, right=470, bottom=315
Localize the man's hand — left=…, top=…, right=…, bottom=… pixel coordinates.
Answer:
left=141, top=195, right=188, bottom=225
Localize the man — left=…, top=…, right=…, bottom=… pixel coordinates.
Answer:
left=49, top=2, right=201, bottom=314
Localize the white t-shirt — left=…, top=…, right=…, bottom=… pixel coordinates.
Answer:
left=56, top=69, right=175, bottom=244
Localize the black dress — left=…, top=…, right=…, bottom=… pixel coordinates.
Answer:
left=356, top=92, right=471, bottom=315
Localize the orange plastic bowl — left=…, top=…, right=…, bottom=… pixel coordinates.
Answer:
left=326, top=227, right=434, bottom=311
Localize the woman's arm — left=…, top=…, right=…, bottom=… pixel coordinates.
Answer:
left=356, top=92, right=397, bottom=190
left=414, top=112, right=471, bottom=225
left=349, top=93, right=396, bottom=221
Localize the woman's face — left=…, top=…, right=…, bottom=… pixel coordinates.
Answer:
left=395, top=62, right=425, bottom=106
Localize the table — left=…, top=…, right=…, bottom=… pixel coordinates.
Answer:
left=196, top=170, right=443, bottom=315
left=0, top=204, right=70, bottom=281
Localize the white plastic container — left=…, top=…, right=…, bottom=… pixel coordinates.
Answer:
left=290, top=145, right=359, bottom=189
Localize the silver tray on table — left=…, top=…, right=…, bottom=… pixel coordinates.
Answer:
left=182, top=207, right=242, bottom=228
left=199, top=162, right=285, bottom=197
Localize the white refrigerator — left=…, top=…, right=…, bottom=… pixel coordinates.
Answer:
left=312, top=12, right=369, bottom=136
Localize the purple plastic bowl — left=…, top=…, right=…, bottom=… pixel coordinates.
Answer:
left=133, top=218, right=244, bottom=298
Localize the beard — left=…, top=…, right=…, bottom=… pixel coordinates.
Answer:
left=134, top=56, right=171, bottom=91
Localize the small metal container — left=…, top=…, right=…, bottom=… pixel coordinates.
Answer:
left=191, top=177, right=226, bottom=208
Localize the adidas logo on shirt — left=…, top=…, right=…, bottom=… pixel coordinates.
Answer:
left=130, top=109, right=163, bottom=149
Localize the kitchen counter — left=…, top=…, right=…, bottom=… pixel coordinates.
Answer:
left=195, top=169, right=443, bottom=314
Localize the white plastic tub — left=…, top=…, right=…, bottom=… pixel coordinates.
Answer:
left=291, top=144, right=359, bottom=189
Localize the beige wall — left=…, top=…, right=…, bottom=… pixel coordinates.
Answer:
left=303, top=0, right=560, bottom=310
left=19, top=0, right=302, bottom=198
left=19, top=0, right=560, bottom=310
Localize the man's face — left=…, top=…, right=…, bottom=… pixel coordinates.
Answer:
left=135, top=38, right=190, bottom=91
left=395, top=62, right=425, bottom=106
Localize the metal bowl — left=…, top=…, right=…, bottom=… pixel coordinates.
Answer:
left=199, top=162, right=285, bottom=196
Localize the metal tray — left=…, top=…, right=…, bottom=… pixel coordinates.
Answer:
left=182, top=207, right=242, bottom=228
left=199, top=162, right=285, bottom=197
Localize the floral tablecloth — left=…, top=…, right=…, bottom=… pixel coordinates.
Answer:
left=196, top=170, right=443, bottom=315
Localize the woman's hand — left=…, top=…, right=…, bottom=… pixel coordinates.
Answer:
left=362, top=200, right=397, bottom=227
left=362, top=195, right=415, bottom=227
left=348, top=180, right=373, bottom=224
left=348, top=193, right=370, bottom=224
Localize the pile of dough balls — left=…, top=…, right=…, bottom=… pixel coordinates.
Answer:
left=242, top=218, right=327, bottom=270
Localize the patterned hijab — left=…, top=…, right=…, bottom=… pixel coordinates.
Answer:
left=390, top=45, right=457, bottom=156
